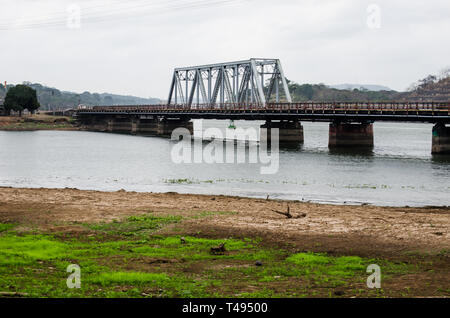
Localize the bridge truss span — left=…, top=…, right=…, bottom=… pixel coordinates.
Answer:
left=167, top=58, right=292, bottom=108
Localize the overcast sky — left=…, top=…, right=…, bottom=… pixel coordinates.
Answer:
left=0, top=0, right=449, bottom=99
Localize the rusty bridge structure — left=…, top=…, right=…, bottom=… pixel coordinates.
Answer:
left=76, top=58, right=450, bottom=154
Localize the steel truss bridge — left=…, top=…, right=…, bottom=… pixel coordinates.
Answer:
left=77, top=58, right=450, bottom=123
left=167, top=58, right=291, bottom=107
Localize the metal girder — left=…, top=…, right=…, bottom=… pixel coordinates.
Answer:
left=223, top=69, right=235, bottom=103
left=238, top=66, right=251, bottom=103
left=187, top=70, right=198, bottom=106
left=167, top=58, right=292, bottom=107
left=198, top=71, right=208, bottom=105
left=211, top=68, right=223, bottom=106
left=277, top=59, right=292, bottom=103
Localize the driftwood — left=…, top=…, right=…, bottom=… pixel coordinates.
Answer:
left=272, top=204, right=307, bottom=219
left=210, top=243, right=226, bottom=255
left=272, top=204, right=293, bottom=218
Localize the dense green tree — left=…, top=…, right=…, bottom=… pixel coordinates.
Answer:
left=3, top=85, right=40, bottom=116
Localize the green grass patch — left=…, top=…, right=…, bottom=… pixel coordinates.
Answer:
left=0, top=214, right=425, bottom=298
left=132, top=236, right=274, bottom=261
left=89, top=272, right=169, bottom=286
left=0, top=223, right=15, bottom=233
left=286, top=253, right=366, bottom=277
left=0, top=234, right=69, bottom=266
left=87, top=214, right=182, bottom=237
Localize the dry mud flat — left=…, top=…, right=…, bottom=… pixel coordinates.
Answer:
left=0, top=187, right=449, bottom=297
left=0, top=187, right=448, bottom=256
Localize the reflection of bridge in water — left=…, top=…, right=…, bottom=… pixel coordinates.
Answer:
left=76, top=58, right=450, bottom=154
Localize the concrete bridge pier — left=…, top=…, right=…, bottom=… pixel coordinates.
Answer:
left=133, top=117, right=159, bottom=135
left=432, top=123, right=450, bottom=154
left=85, top=117, right=109, bottom=132
left=328, top=122, right=374, bottom=148
left=107, top=117, right=132, bottom=133
left=131, top=118, right=139, bottom=135
left=80, top=116, right=193, bottom=137
left=260, top=120, right=304, bottom=145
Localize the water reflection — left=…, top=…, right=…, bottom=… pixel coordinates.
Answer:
left=431, top=154, right=450, bottom=164
left=328, top=147, right=375, bottom=157
left=278, top=142, right=303, bottom=151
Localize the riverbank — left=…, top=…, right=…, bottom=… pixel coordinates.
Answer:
left=0, top=187, right=448, bottom=297
left=0, top=115, right=78, bottom=131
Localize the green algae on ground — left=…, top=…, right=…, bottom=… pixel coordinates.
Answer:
left=87, top=214, right=182, bottom=237
left=0, top=216, right=421, bottom=298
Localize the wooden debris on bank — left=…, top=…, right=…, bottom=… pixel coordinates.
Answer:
left=272, top=204, right=307, bottom=219
left=210, top=243, right=226, bottom=255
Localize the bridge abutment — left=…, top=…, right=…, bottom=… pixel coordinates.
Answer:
left=260, top=120, right=304, bottom=145
left=133, top=118, right=159, bottom=135
left=80, top=116, right=193, bottom=137
left=108, top=117, right=132, bottom=133
left=157, top=119, right=193, bottom=137
left=432, top=123, right=450, bottom=154
left=328, top=122, right=374, bottom=148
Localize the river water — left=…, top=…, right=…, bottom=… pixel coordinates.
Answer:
left=0, top=120, right=449, bottom=207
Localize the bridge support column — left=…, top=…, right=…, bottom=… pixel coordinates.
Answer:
left=260, top=120, right=304, bottom=145
left=157, top=119, right=193, bottom=137
left=108, top=117, right=132, bottom=133
left=131, top=118, right=138, bottom=135
left=106, top=118, right=113, bottom=132
left=81, top=117, right=109, bottom=132
left=134, top=118, right=159, bottom=135
left=328, top=122, right=374, bottom=148
left=432, top=123, right=450, bottom=154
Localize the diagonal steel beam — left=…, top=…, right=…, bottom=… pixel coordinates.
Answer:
left=167, top=72, right=176, bottom=105
left=251, top=59, right=266, bottom=106
left=277, top=59, right=292, bottom=103
left=198, top=71, right=208, bottom=105
left=187, top=70, right=199, bottom=106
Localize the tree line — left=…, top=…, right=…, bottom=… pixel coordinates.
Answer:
left=1, top=85, right=40, bottom=116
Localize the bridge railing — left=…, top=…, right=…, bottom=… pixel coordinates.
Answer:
left=266, top=102, right=450, bottom=111
left=80, top=102, right=450, bottom=113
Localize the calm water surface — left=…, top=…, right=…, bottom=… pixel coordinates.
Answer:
left=0, top=120, right=449, bottom=207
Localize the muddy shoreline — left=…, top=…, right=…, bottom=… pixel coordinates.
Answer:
left=0, top=115, right=79, bottom=131
left=1, top=186, right=449, bottom=297
left=1, top=186, right=448, bottom=257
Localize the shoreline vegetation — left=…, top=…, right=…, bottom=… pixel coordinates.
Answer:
left=0, top=115, right=79, bottom=131
left=0, top=187, right=448, bottom=298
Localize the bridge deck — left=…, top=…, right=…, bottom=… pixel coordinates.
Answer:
left=76, top=102, right=450, bottom=123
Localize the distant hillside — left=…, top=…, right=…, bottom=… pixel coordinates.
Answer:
left=285, top=82, right=398, bottom=102
left=398, top=70, right=450, bottom=102
left=286, top=69, right=449, bottom=102
left=1, top=71, right=448, bottom=111
left=0, top=82, right=161, bottom=110
left=328, top=84, right=393, bottom=92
